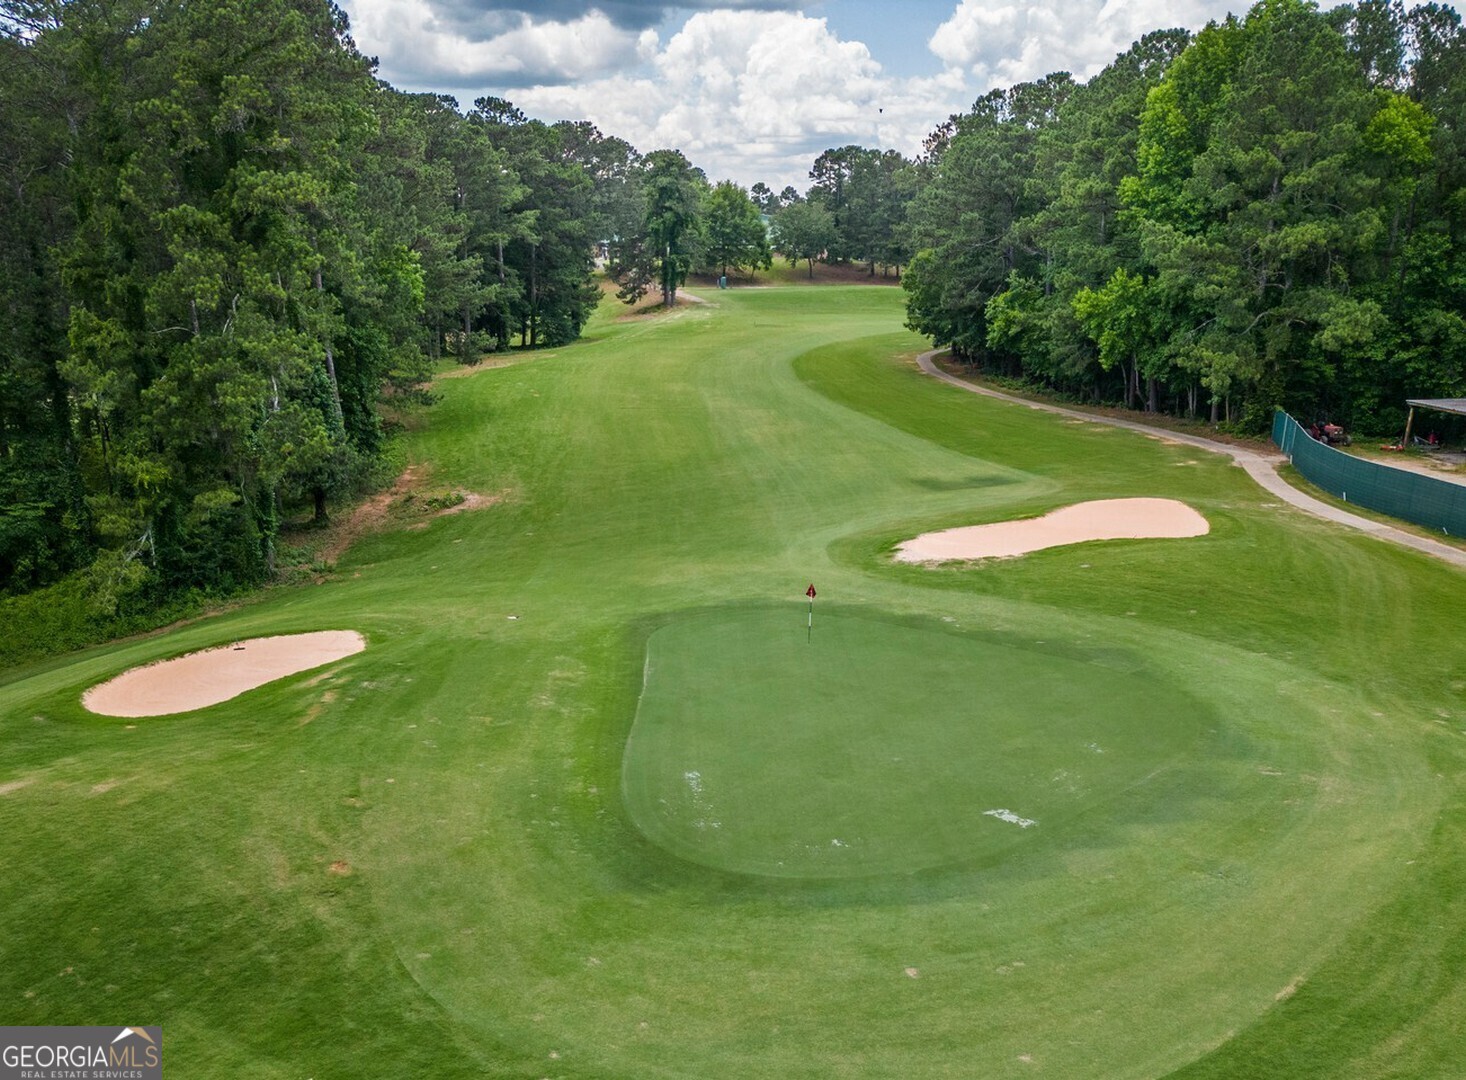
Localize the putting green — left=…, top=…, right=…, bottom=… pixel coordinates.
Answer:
left=624, top=607, right=1213, bottom=878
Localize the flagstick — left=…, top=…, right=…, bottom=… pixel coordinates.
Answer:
left=807, top=597, right=813, bottom=643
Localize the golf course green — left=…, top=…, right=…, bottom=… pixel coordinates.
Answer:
left=626, top=606, right=1214, bottom=879
left=2, top=284, right=1464, bottom=1078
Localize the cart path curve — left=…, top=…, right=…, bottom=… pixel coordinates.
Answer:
left=915, top=348, right=1466, bottom=571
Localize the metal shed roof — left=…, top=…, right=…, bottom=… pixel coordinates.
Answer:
left=1406, top=399, right=1466, bottom=417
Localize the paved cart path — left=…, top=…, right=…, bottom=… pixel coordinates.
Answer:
left=916, top=349, right=1466, bottom=571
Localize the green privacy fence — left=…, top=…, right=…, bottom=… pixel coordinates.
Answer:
left=1272, top=410, right=1466, bottom=537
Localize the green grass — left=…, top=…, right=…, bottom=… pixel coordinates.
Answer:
left=626, top=605, right=1214, bottom=880
left=2, top=283, right=1465, bottom=1077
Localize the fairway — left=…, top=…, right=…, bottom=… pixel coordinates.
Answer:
left=3, top=284, right=1465, bottom=1078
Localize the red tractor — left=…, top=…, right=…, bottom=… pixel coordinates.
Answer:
left=1308, top=421, right=1351, bottom=446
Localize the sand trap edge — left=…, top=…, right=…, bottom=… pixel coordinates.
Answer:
left=895, top=498, right=1209, bottom=564
left=82, top=630, right=367, bottom=718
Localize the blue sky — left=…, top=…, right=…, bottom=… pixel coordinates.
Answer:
left=803, top=0, right=968, bottom=76
left=334, top=1, right=1330, bottom=189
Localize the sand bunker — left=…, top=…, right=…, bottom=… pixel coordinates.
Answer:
left=895, top=498, right=1208, bottom=563
left=83, top=631, right=366, bottom=717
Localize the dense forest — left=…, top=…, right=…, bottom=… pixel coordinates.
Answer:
left=0, top=0, right=762, bottom=618
left=3, top=0, right=1465, bottom=638
left=895, top=0, right=1466, bottom=431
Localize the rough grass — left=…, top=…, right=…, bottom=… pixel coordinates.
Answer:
left=2, top=285, right=1464, bottom=1077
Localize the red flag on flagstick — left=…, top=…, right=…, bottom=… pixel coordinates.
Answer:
left=806, top=584, right=816, bottom=598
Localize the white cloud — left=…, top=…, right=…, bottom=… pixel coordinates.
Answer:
left=510, top=10, right=969, bottom=189
left=930, top=0, right=1194, bottom=88
left=341, top=0, right=1364, bottom=193
left=928, top=0, right=1351, bottom=91
left=347, top=0, right=651, bottom=87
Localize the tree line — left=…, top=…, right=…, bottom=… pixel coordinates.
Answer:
left=752, top=147, right=920, bottom=281
left=895, top=0, right=1466, bottom=432
left=0, top=0, right=777, bottom=609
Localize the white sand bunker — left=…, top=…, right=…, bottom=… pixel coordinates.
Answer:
left=83, top=631, right=366, bottom=717
left=896, top=498, right=1208, bottom=563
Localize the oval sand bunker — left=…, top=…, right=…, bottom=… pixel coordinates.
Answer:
left=83, top=631, right=366, bottom=717
left=896, top=497, right=1208, bottom=563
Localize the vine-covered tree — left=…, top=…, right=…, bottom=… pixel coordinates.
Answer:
left=40, top=0, right=413, bottom=586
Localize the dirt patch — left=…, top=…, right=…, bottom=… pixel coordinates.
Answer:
left=435, top=491, right=502, bottom=515
left=327, top=860, right=352, bottom=876
left=896, top=498, right=1209, bottom=563
left=83, top=631, right=366, bottom=718
left=310, top=467, right=503, bottom=566
left=614, top=290, right=711, bottom=320
left=0, top=778, right=34, bottom=796
left=314, top=465, right=424, bottom=565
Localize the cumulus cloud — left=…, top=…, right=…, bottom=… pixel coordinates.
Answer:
left=929, top=0, right=1212, bottom=87
left=928, top=0, right=1350, bottom=90
left=344, top=0, right=1364, bottom=193
left=510, top=10, right=968, bottom=189
left=346, top=0, right=658, bottom=87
